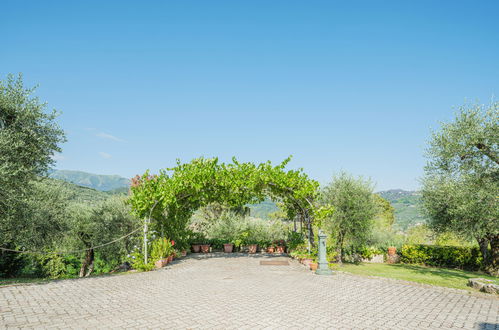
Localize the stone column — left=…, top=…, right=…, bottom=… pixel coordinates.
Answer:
left=316, top=229, right=333, bottom=275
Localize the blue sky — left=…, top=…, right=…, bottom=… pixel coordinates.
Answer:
left=2, top=1, right=498, bottom=190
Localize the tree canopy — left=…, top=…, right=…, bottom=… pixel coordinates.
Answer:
left=0, top=74, right=66, bottom=252
left=421, top=101, right=498, bottom=274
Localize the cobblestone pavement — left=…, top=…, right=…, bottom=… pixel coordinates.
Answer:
left=1, top=253, right=498, bottom=329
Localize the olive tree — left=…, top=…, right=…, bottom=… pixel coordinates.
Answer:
left=321, top=173, right=377, bottom=262
left=0, top=74, right=66, bottom=273
left=421, top=101, right=498, bottom=274
left=66, top=197, right=138, bottom=277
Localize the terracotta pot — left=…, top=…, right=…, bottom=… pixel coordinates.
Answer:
left=247, top=244, right=258, bottom=254
left=309, top=262, right=318, bottom=271
left=181, top=250, right=187, bottom=257
left=168, top=255, right=173, bottom=263
left=192, top=244, right=201, bottom=253
left=155, top=258, right=168, bottom=268
left=302, top=258, right=313, bottom=267
left=200, top=244, right=210, bottom=253
left=276, top=246, right=286, bottom=254
left=387, top=247, right=397, bottom=256
left=266, top=246, right=275, bottom=253
left=223, top=243, right=234, bottom=253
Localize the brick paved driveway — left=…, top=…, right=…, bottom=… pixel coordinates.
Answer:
left=1, top=254, right=498, bottom=329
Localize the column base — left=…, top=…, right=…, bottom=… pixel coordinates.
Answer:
left=315, top=264, right=333, bottom=275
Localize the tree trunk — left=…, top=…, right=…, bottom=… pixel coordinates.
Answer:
left=336, top=232, right=344, bottom=264
left=79, top=248, right=94, bottom=278
left=306, top=214, right=315, bottom=248
left=477, top=237, right=490, bottom=265
left=488, top=234, right=499, bottom=276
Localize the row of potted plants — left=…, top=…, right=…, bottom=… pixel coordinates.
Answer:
left=190, top=241, right=287, bottom=254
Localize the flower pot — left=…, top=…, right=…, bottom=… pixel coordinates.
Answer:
left=223, top=243, right=234, bottom=253
left=302, top=258, right=313, bottom=267
left=200, top=244, right=210, bottom=253
left=387, top=247, right=397, bottom=256
left=309, top=262, right=318, bottom=271
left=155, top=258, right=168, bottom=268
left=266, top=246, right=275, bottom=253
left=168, top=255, right=173, bottom=263
left=192, top=244, right=201, bottom=253
left=276, top=246, right=286, bottom=254
left=247, top=244, right=258, bottom=254
left=181, top=250, right=187, bottom=257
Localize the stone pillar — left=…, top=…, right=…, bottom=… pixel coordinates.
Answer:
left=316, top=229, right=333, bottom=275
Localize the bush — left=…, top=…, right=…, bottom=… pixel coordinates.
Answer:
left=400, top=244, right=483, bottom=270
left=33, top=254, right=80, bottom=279
left=0, top=250, right=25, bottom=277
left=201, top=211, right=290, bottom=248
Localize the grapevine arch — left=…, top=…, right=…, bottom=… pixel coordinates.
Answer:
left=128, top=157, right=324, bottom=247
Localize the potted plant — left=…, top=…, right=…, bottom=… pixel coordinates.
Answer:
left=267, top=245, right=275, bottom=253
left=387, top=246, right=397, bottom=256
left=151, top=238, right=174, bottom=268
left=301, top=250, right=316, bottom=268
left=223, top=243, right=234, bottom=253
left=190, top=232, right=205, bottom=253
left=200, top=239, right=211, bottom=253
left=247, top=242, right=258, bottom=254
left=302, top=257, right=313, bottom=267
left=275, top=240, right=286, bottom=254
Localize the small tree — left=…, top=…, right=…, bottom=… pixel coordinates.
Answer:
left=67, top=197, right=138, bottom=277
left=421, top=101, right=498, bottom=275
left=321, top=173, right=377, bottom=262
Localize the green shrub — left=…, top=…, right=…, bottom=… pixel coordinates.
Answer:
left=286, top=231, right=305, bottom=251
left=33, top=254, right=80, bottom=279
left=129, top=252, right=154, bottom=271
left=400, top=245, right=430, bottom=264
left=400, top=244, right=483, bottom=270
left=200, top=211, right=290, bottom=248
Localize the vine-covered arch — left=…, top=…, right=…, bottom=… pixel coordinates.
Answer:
left=128, top=157, right=326, bottom=246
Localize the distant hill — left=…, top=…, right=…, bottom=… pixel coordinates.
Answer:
left=48, top=170, right=426, bottom=230
left=41, top=178, right=123, bottom=204
left=248, top=199, right=280, bottom=219
left=50, top=170, right=130, bottom=191
left=377, top=189, right=429, bottom=230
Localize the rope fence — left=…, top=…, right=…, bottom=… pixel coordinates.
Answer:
left=0, top=227, right=142, bottom=255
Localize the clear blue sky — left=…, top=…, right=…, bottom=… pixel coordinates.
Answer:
left=2, top=1, right=498, bottom=190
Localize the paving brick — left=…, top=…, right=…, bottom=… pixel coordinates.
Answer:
left=0, top=254, right=497, bottom=329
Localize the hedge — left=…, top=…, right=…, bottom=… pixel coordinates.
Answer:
left=400, top=244, right=483, bottom=271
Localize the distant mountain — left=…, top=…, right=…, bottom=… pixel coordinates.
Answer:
left=377, top=189, right=429, bottom=230
left=49, top=170, right=130, bottom=191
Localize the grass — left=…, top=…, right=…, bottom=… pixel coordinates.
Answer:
left=335, top=263, right=498, bottom=291
left=0, top=277, right=52, bottom=286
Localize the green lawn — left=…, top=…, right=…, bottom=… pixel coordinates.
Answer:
left=336, top=263, right=498, bottom=291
